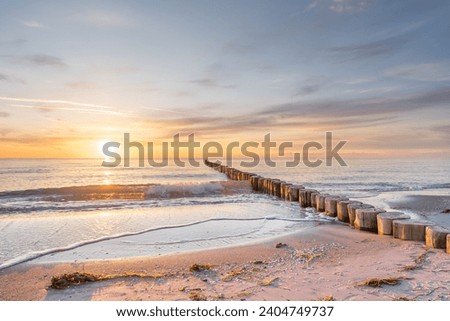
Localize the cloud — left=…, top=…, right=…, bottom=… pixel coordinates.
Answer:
left=2, top=54, right=66, bottom=67
left=190, top=78, right=234, bottom=89
left=78, top=11, right=133, bottom=27
left=0, top=111, right=10, bottom=117
left=0, top=96, right=178, bottom=117
left=222, top=42, right=255, bottom=55
left=0, top=39, right=27, bottom=47
left=305, top=0, right=369, bottom=13
left=261, top=87, right=450, bottom=119
left=0, top=72, right=26, bottom=84
left=0, top=128, right=12, bottom=136
left=304, top=0, right=322, bottom=12
left=296, top=84, right=321, bottom=96
left=433, top=124, right=450, bottom=135
left=384, top=62, right=450, bottom=82
left=0, top=135, right=93, bottom=145
left=151, top=88, right=450, bottom=137
left=11, top=104, right=126, bottom=117
left=151, top=100, right=401, bottom=137
left=0, top=96, right=126, bottom=117
left=329, top=33, right=412, bottom=60
left=329, top=0, right=369, bottom=13
left=21, top=20, right=46, bottom=28
left=65, top=81, right=99, bottom=90
left=0, top=96, right=113, bottom=110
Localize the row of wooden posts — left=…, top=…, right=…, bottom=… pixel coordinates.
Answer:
left=204, top=160, right=450, bottom=254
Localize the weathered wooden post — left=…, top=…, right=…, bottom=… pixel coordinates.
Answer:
left=447, top=234, right=450, bottom=254
left=310, top=191, right=320, bottom=208
left=425, top=226, right=450, bottom=249
left=393, top=220, right=434, bottom=242
left=250, top=176, right=260, bottom=191
left=325, top=196, right=348, bottom=217
left=300, top=189, right=317, bottom=208
left=272, top=180, right=282, bottom=197
left=354, top=208, right=386, bottom=232
left=287, top=185, right=301, bottom=201
left=315, top=194, right=329, bottom=212
left=258, top=177, right=265, bottom=192
left=376, top=212, right=410, bottom=235
left=347, top=203, right=375, bottom=227
left=337, top=201, right=361, bottom=223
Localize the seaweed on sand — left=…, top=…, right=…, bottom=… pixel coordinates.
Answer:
left=50, top=271, right=171, bottom=289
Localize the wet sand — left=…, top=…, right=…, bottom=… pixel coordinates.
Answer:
left=387, top=194, right=450, bottom=228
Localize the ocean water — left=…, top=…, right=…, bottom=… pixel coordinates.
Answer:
left=0, top=158, right=449, bottom=269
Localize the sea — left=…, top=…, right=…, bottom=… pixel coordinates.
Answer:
left=0, top=157, right=449, bottom=270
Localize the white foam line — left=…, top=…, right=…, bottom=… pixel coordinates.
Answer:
left=0, top=216, right=328, bottom=270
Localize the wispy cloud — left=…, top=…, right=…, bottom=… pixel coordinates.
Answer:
left=0, top=135, right=94, bottom=145
left=222, top=41, right=255, bottom=55
left=329, top=0, right=369, bottom=13
left=0, top=96, right=127, bottom=117
left=2, top=54, right=66, bottom=67
left=0, top=96, right=181, bottom=117
left=0, top=96, right=113, bottom=110
left=0, top=72, right=26, bottom=84
left=65, top=81, right=99, bottom=90
left=78, top=11, right=133, bottom=27
left=0, top=128, right=12, bottom=136
left=304, top=0, right=322, bottom=12
left=190, top=78, right=234, bottom=89
left=260, top=87, right=450, bottom=119
left=11, top=104, right=126, bottom=116
left=0, top=111, right=10, bottom=117
left=0, top=39, right=27, bottom=47
left=329, top=33, right=412, bottom=60
left=151, top=88, right=441, bottom=136
left=21, top=20, right=46, bottom=28
left=305, top=0, right=370, bottom=13
left=295, top=84, right=321, bottom=96
left=384, top=62, right=450, bottom=82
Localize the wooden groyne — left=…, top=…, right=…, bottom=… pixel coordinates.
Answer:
left=204, top=159, right=450, bottom=254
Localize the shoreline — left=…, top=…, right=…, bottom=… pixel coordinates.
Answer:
left=1, top=161, right=449, bottom=301
left=1, top=223, right=449, bottom=301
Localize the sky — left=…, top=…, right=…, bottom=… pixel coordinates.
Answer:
left=0, top=0, right=449, bottom=158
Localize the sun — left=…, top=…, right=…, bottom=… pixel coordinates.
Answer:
left=96, top=140, right=113, bottom=159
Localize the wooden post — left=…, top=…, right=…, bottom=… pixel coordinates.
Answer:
left=376, top=212, right=410, bottom=235
left=264, top=178, right=270, bottom=194
left=337, top=201, right=361, bottom=223
left=287, top=185, right=302, bottom=201
left=258, top=177, right=265, bottom=192
left=250, top=176, right=260, bottom=191
left=325, top=196, right=348, bottom=217
left=447, top=234, right=450, bottom=254
left=279, top=182, right=288, bottom=200
left=273, top=180, right=281, bottom=197
left=285, top=184, right=294, bottom=200
left=299, top=190, right=308, bottom=207
left=300, top=189, right=317, bottom=207
left=310, top=192, right=320, bottom=208
left=354, top=208, right=386, bottom=232
left=425, top=226, right=450, bottom=249
left=393, top=220, right=434, bottom=242
left=347, top=203, right=374, bottom=227
left=316, top=194, right=329, bottom=212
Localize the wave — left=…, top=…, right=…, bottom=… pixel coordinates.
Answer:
left=0, top=181, right=252, bottom=203
left=0, top=215, right=328, bottom=271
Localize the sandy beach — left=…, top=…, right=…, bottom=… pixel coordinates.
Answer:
left=1, top=220, right=448, bottom=301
